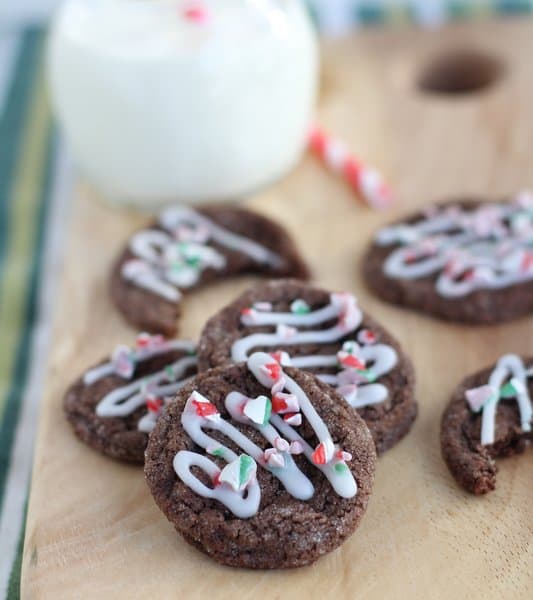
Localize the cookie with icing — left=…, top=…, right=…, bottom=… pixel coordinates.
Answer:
left=363, top=194, right=533, bottom=323
left=441, top=354, right=532, bottom=495
left=110, top=204, right=310, bottom=336
left=197, top=279, right=416, bottom=454
left=145, top=352, right=376, bottom=569
left=63, top=333, right=197, bottom=463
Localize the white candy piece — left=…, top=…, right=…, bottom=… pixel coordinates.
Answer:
left=173, top=452, right=261, bottom=519
left=243, top=395, right=271, bottom=425
left=219, top=455, right=257, bottom=492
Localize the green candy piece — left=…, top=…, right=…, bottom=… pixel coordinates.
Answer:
left=290, top=299, right=310, bottom=315
left=343, top=342, right=357, bottom=355
left=164, top=365, right=175, bottom=381
left=239, top=455, right=255, bottom=487
left=500, top=382, right=517, bottom=399
left=363, top=369, right=377, bottom=382
left=212, top=448, right=225, bottom=458
left=186, top=255, right=201, bottom=268
left=263, top=399, right=272, bottom=426
left=334, top=463, right=349, bottom=474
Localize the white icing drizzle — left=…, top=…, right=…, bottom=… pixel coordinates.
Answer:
left=231, top=292, right=398, bottom=409
left=375, top=195, right=533, bottom=298
left=173, top=451, right=261, bottom=519
left=180, top=391, right=314, bottom=499
left=173, top=352, right=357, bottom=518
left=248, top=352, right=357, bottom=498
left=298, top=345, right=398, bottom=409
left=85, top=337, right=197, bottom=433
left=465, top=354, right=533, bottom=446
left=160, top=206, right=284, bottom=267
left=121, top=259, right=181, bottom=303
left=122, top=206, right=284, bottom=303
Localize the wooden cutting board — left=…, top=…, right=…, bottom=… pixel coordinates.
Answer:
left=22, top=19, right=533, bottom=599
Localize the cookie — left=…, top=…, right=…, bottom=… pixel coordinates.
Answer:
left=64, top=333, right=197, bottom=463
left=441, top=354, right=532, bottom=495
left=198, top=279, right=416, bottom=454
left=145, top=352, right=376, bottom=569
left=363, top=194, right=533, bottom=323
left=110, top=204, right=310, bottom=336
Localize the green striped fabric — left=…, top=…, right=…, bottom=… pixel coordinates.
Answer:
left=308, top=0, right=533, bottom=30
left=0, top=27, right=59, bottom=600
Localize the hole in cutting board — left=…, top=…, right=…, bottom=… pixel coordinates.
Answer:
left=418, top=49, right=503, bottom=95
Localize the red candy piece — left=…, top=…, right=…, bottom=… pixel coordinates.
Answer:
left=264, top=362, right=281, bottom=381
left=137, top=337, right=149, bottom=348
left=335, top=449, right=352, bottom=461
left=270, top=351, right=284, bottom=363
left=213, top=471, right=221, bottom=487
left=146, top=397, right=163, bottom=413
left=283, top=413, right=302, bottom=426
left=359, top=329, right=377, bottom=344
left=240, top=307, right=253, bottom=316
left=136, top=333, right=165, bottom=349
left=312, top=442, right=327, bottom=465
left=340, top=354, right=365, bottom=370
left=272, top=394, right=288, bottom=413
left=521, top=252, right=533, bottom=272
left=192, top=400, right=219, bottom=418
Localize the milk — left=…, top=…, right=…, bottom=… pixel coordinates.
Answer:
left=48, top=0, right=318, bottom=207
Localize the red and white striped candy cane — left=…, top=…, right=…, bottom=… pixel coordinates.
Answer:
left=308, top=125, right=394, bottom=210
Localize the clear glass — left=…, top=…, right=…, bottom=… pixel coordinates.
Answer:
left=48, top=0, right=319, bottom=209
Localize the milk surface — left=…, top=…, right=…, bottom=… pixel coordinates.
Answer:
left=48, top=0, right=318, bottom=207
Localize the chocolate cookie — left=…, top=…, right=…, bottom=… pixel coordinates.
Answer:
left=145, top=352, right=376, bottom=569
left=363, top=194, right=533, bottom=323
left=64, top=334, right=197, bottom=463
left=441, top=354, right=532, bottom=495
left=110, top=205, right=310, bottom=336
left=198, top=279, right=416, bottom=454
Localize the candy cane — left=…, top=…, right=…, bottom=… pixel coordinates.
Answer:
left=309, top=125, right=394, bottom=210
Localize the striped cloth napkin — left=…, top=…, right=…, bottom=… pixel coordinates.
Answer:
left=0, top=26, right=72, bottom=600
left=309, top=0, right=533, bottom=32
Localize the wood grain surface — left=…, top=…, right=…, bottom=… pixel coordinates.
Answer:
left=22, top=19, right=533, bottom=599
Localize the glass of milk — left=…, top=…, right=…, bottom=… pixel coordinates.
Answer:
left=48, top=0, right=318, bottom=208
